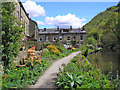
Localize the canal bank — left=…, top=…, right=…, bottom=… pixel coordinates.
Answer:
left=87, top=48, right=120, bottom=78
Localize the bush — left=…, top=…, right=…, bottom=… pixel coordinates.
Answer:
left=55, top=54, right=114, bottom=89
left=47, top=45, right=61, bottom=55
left=87, top=37, right=97, bottom=45
left=2, top=60, right=50, bottom=88
left=55, top=45, right=67, bottom=53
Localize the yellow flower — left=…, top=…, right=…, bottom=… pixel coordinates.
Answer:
left=72, top=47, right=76, bottom=50
left=15, top=69, right=17, bottom=71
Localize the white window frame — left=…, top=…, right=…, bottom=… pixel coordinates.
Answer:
left=59, top=36, right=63, bottom=41
left=80, top=35, right=83, bottom=41
left=46, top=36, right=49, bottom=41
left=39, top=38, right=43, bottom=41
left=53, top=37, right=56, bottom=41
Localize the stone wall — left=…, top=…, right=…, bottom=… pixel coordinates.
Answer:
left=39, top=33, right=87, bottom=45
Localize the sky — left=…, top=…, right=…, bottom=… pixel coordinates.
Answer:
left=22, top=0, right=118, bottom=29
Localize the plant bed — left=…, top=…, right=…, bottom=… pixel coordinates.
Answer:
left=2, top=45, right=78, bottom=88
left=55, top=53, right=116, bottom=89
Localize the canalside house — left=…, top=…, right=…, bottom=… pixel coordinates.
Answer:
left=29, top=18, right=39, bottom=41
left=39, top=26, right=87, bottom=45
left=14, top=0, right=29, bottom=40
left=14, top=0, right=39, bottom=41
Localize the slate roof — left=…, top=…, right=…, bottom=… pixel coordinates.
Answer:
left=39, top=28, right=86, bottom=35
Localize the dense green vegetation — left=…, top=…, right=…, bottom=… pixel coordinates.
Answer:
left=2, top=44, right=77, bottom=88
left=55, top=53, right=116, bottom=89
left=85, top=4, right=120, bottom=50
left=1, top=2, right=24, bottom=66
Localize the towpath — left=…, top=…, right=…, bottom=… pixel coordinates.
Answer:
left=28, top=51, right=81, bottom=89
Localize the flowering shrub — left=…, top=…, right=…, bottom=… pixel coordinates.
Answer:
left=25, top=46, right=41, bottom=67
left=47, top=45, right=61, bottom=55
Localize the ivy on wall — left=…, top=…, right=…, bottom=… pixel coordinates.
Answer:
left=1, top=2, right=24, bottom=66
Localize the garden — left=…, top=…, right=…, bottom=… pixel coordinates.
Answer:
left=1, top=43, right=78, bottom=89
left=55, top=52, right=120, bottom=89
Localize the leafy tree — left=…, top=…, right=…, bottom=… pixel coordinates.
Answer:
left=101, top=32, right=117, bottom=49
left=1, top=2, right=23, bottom=66
left=87, top=37, right=97, bottom=45
left=85, top=4, right=119, bottom=49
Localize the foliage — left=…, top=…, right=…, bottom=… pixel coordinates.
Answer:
left=2, top=44, right=77, bottom=88
left=2, top=60, right=50, bottom=88
left=85, top=4, right=120, bottom=49
left=55, top=44, right=67, bottom=53
left=101, top=32, right=117, bottom=49
left=55, top=54, right=114, bottom=89
left=1, top=2, right=24, bottom=66
left=25, top=46, right=41, bottom=67
left=47, top=45, right=61, bottom=55
left=23, top=41, right=43, bottom=51
left=87, top=37, right=97, bottom=45
left=80, top=45, right=87, bottom=51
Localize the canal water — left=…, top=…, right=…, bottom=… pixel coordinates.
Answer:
left=87, top=48, right=120, bottom=77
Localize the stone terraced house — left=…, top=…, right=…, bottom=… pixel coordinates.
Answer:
left=14, top=0, right=39, bottom=41
left=39, top=26, right=87, bottom=45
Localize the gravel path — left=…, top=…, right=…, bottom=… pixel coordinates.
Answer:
left=28, top=51, right=81, bottom=89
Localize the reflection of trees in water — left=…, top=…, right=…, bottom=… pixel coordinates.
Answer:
left=88, top=49, right=120, bottom=77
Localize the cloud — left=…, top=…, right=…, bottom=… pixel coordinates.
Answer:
left=23, top=0, right=46, bottom=17
left=36, top=21, right=45, bottom=25
left=45, top=13, right=86, bottom=28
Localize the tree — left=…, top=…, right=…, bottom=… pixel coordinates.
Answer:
left=1, top=2, right=23, bottom=66
left=87, top=37, right=97, bottom=45
left=101, top=32, right=117, bottom=49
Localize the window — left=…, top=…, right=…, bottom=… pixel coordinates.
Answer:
left=67, top=36, right=70, bottom=41
left=46, top=36, right=49, bottom=41
left=40, top=38, right=42, bottom=41
left=59, top=36, right=63, bottom=41
left=73, top=36, right=76, bottom=40
left=17, top=11, right=19, bottom=19
left=80, top=35, right=83, bottom=41
left=53, top=37, right=56, bottom=41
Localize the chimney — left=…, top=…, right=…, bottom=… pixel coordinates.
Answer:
left=44, top=28, right=46, bottom=31
left=70, top=26, right=72, bottom=30
left=57, top=26, right=59, bottom=31
left=83, top=26, right=85, bottom=30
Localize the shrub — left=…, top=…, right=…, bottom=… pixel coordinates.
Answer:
left=55, top=54, right=114, bottom=89
left=87, top=37, right=97, bottom=45
left=55, top=45, right=67, bottom=53
left=47, top=45, right=61, bottom=55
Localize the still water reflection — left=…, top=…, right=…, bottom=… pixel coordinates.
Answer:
left=87, top=48, right=120, bottom=77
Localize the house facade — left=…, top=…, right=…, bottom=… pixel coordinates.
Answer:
left=29, top=18, right=39, bottom=41
left=14, top=0, right=39, bottom=41
left=14, top=0, right=29, bottom=40
left=39, top=26, right=87, bottom=45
